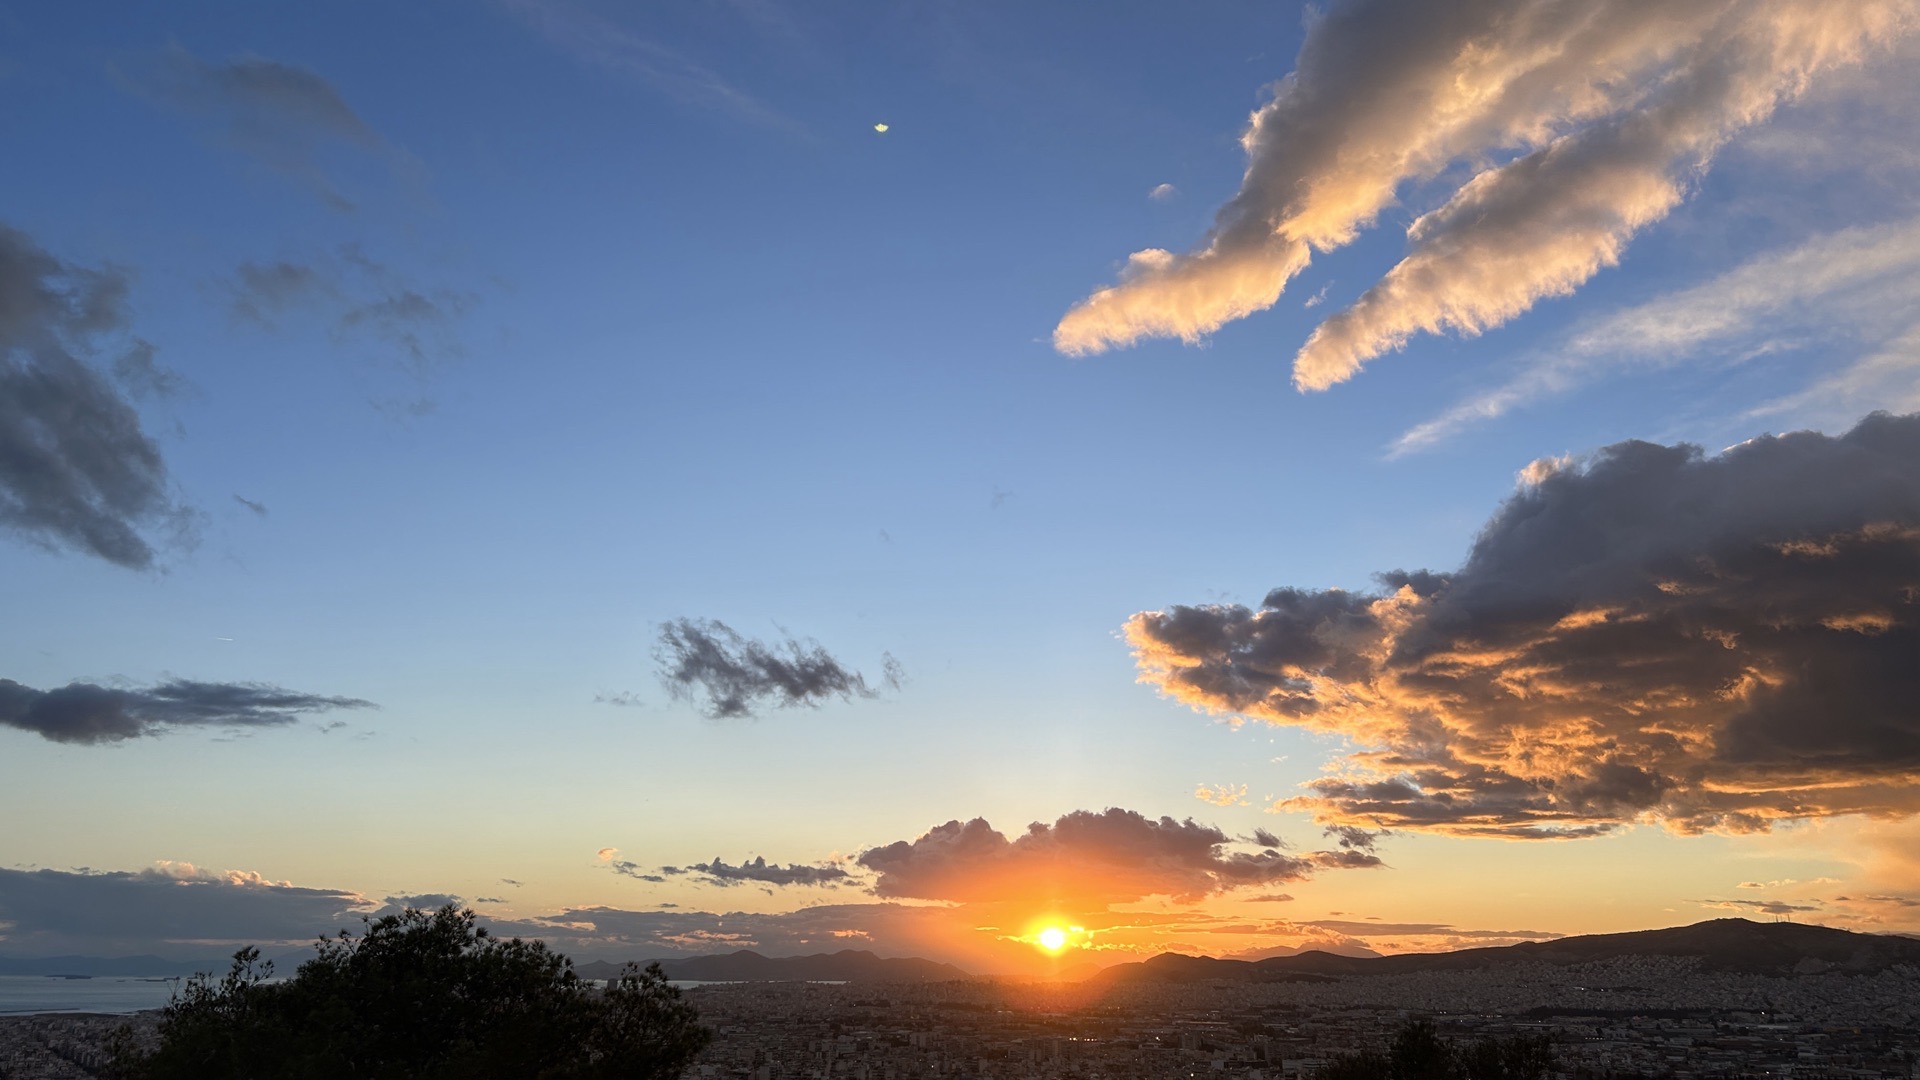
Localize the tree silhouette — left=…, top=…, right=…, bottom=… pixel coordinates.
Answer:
left=111, top=905, right=709, bottom=1079
left=1320, top=1020, right=1554, bottom=1080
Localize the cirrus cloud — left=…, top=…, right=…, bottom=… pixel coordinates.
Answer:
left=1054, top=0, right=1911, bottom=394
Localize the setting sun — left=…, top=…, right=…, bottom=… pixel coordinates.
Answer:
left=1036, top=927, right=1068, bottom=952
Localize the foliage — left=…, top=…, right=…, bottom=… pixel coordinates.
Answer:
left=1321, top=1020, right=1554, bottom=1080
left=111, top=905, right=710, bottom=1079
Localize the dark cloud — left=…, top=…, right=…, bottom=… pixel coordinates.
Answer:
left=1250, top=828, right=1282, bottom=849
left=375, top=893, right=462, bottom=915
left=0, top=865, right=368, bottom=957
left=0, top=225, right=192, bottom=569
left=227, top=249, right=476, bottom=386
left=0, top=676, right=374, bottom=744
left=229, top=259, right=326, bottom=324
left=1303, top=920, right=1561, bottom=940
left=671, top=857, right=851, bottom=888
left=1837, top=894, right=1920, bottom=908
left=111, top=340, right=188, bottom=401
left=1129, top=414, right=1920, bottom=838
left=475, top=897, right=506, bottom=904
left=656, top=618, right=902, bottom=719
left=140, top=46, right=382, bottom=211
left=594, top=691, right=645, bottom=707
left=1696, top=897, right=1823, bottom=916
left=232, top=494, right=268, bottom=517
left=1325, top=825, right=1387, bottom=851
left=857, top=807, right=1379, bottom=908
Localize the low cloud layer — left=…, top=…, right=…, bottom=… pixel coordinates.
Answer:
left=0, top=676, right=375, bottom=744
left=656, top=618, right=901, bottom=719
left=1055, top=0, right=1911, bottom=392
left=0, top=225, right=192, bottom=569
left=1129, top=413, right=1920, bottom=838
left=0, top=864, right=369, bottom=956
left=857, top=807, right=1378, bottom=907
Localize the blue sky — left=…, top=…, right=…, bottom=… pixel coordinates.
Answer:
left=4, top=0, right=1919, bottom=972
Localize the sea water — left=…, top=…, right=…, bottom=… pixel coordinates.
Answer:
left=0, top=975, right=182, bottom=1016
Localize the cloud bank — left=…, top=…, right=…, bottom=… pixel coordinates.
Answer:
left=857, top=807, right=1377, bottom=907
left=0, top=676, right=375, bottom=744
left=0, top=864, right=369, bottom=956
left=1128, top=413, right=1920, bottom=838
left=656, top=618, right=901, bottom=719
left=0, top=225, right=191, bottom=569
left=1054, top=0, right=1911, bottom=391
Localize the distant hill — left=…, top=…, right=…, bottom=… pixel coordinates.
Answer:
left=1091, top=919, right=1920, bottom=985
left=576, top=949, right=970, bottom=984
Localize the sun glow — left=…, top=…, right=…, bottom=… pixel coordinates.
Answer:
left=1037, top=926, right=1068, bottom=952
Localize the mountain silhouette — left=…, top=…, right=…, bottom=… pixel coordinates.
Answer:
left=1091, top=918, right=1920, bottom=984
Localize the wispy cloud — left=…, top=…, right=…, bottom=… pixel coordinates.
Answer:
left=502, top=0, right=800, bottom=134
left=133, top=45, right=386, bottom=211
left=1394, top=216, right=1920, bottom=454
left=224, top=244, right=480, bottom=412
left=671, top=857, right=852, bottom=888
left=0, top=675, right=374, bottom=744
left=655, top=618, right=901, bottom=719
left=1054, top=0, right=1911, bottom=394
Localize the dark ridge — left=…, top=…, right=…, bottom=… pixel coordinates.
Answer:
left=1090, top=919, right=1920, bottom=985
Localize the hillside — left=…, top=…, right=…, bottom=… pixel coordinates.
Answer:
left=1092, top=919, right=1920, bottom=984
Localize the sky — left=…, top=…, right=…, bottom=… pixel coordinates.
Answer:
left=3, top=0, right=1919, bottom=977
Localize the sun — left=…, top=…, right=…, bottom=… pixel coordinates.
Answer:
left=1036, top=926, right=1069, bottom=953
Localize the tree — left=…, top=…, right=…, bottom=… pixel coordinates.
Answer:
left=112, top=905, right=710, bottom=1079
left=1318, top=1021, right=1555, bottom=1080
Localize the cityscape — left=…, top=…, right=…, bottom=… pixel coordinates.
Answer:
left=5, top=919, right=1920, bottom=1078
left=5, top=0, right=1920, bottom=1075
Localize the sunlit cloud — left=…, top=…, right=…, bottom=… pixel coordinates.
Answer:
left=1128, top=413, right=1920, bottom=838
left=857, top=808, right=1378, bottom=908
left=1195, top=783, right=1250, bottom=807
left=1055, top=0, right=1912, bottom=393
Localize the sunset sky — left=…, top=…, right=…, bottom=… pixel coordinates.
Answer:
left=4, top=0, right=1920, bottom=977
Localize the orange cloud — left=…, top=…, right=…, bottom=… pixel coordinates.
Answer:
left=1128, top=415, right=1920, bottom=838
left=858, top=808, right=1377, bottom=909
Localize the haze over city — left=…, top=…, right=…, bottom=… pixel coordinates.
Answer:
left=4, top=0, right=1920, bottom=984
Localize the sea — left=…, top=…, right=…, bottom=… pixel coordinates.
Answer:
left=0, top=975, right=183, bottom=1016
left=0, top=975, right=750, bottom=1016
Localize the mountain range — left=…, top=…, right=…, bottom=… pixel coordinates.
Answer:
left=1089, top=918, right=1920, bottom=984
left=6, top=918, right=1915, bottom=983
